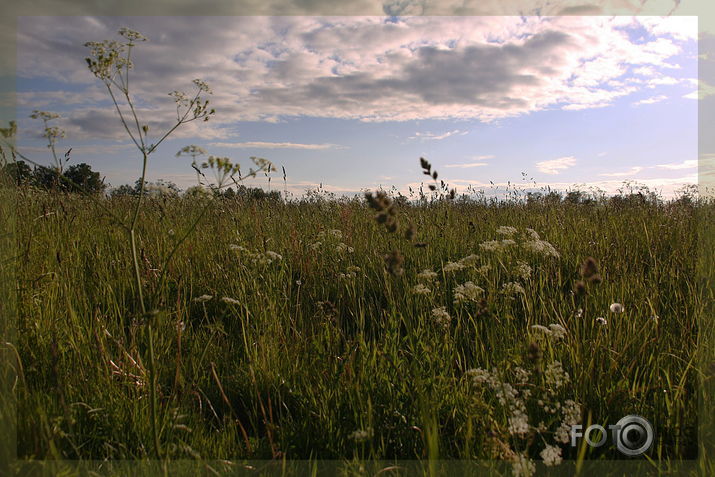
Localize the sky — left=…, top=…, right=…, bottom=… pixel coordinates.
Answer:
left=14, top=15, right=699, bottom=198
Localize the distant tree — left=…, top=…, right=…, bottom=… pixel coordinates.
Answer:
left=32, top=165, right=62, bottom=190
left=0, top=160, right=33, bottom=185
left=62, top=162, right=106, bottom=194
left=111, top=184, right=137, bottom=197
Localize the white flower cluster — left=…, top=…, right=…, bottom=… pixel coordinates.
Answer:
left=522, top=239, right=560, bottom=258
left=348, top=427, right=373, bottom=442
left=412, top=283, right=432, bottom=295
left=514, top=261, right=532, bottom=280
left=540, top=444, right=563, bottom=466
left=530, top=323, right=568, bottom=340
left=417, top=269, right=439, bottom=282
left=497, top=226, right=518, bottom=236
left=230, top=244, right=283, bottom=266
left=502, top=281, right=526, bottom=296
left=338, top=265, right=362, bottom=280
left=544, top=361, right=570, bottom=390
left=479, top=239, right=515, bottom=253
left=442, top=261, right=465, bottom=273
left=431, top=306, right=451, bottom=329
left=311, top=229, right=354, bottom=254
left=554, top=400, right=581, bottom=444
left=453, top=281, right=484, bottom=304
left=512, top=452, right=536, bottom=477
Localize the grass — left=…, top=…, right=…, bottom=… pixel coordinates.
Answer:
left=5, top=185, right=709, bottom=475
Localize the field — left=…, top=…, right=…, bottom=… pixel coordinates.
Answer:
left=2, top=184, right=713, bottom=475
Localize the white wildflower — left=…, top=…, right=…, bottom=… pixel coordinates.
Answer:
left=431, top=306, right=451, bottom=328
left=514, top=261, right=531, bottom=280
left=544, top=361, right=569, bottom=389
left=540, top=444, right=563, bottom=466
left=502, top=281, right=526, bottom=295
left=609, top=302, right=624, bottom=313
left=348, top=427, right=373, bottom=442
left=512, top=453, right=536, bottom=477
left=514, top=367, right=530, bottom=384
left=555, top=400, right=581, bottom=444
left=442, top=261, right=465, bottom=273
left=497, top=226, right=518, bottom=236
left=479, top=240, right=504, bottom=252
left=508, top=408, right=529, bottom=436
left=523, top=239, right=560, bottom=258
left=459, top=254, right=480, bottom=267
left=417, top=269, right=439, bottom=282
left=412, top=283, right=432, bottom=295
left=548, top=323, right=567, bottom=340
left=465, top=368, right=492, bottom=386
left=265, top=251, right=282, bottom=261
left=524, top=228, right=540, bottom=240
left=193, top=294, right=213, bottom=303
left=501, top=239, right=517, bottom=247
left=531, top=324, right=551, bottom=334
left=453, top=281, right=484, bottom=304
left=221, top=297, right=240, bottom=305
left=595, top=316, right=607, bottom=326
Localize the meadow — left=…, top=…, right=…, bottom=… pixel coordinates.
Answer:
left=4, top=184, right=712, bottom=475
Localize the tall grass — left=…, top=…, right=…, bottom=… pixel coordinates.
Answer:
left=9, top=188, right=705, bottom=472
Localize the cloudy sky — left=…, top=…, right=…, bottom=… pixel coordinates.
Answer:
left=15, top=15, right=698, bottom=198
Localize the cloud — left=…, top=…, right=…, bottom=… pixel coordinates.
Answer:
left=208, top=141, right=343, bottom=149
left=632, top=95, right=667, bottom=106
left=599, top=166, right=645, bottom=177
left=443, top=161, right=489, bottom=168
left=409, top=129, right=466, bottom=140
left=654, top=159, right=698, bottom=170
left=14, top=15, right=696, bottom=133
left=535, top=156, right=576, bottom=175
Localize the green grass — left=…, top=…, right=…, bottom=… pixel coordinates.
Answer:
left=5, top=186, right=710, bottom=472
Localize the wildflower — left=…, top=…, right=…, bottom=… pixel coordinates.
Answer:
left=574, top=308, right=583, bottom=319
left=555, top=400, right=581, bottom=444
left=496, top=225, right=518, bottom=236
left=609, top=302, right=624, bottom=313
left=348, top=428, right=373, bottom=442
left=501, top=239, right=517, bottom=247
left=508, top=408, right=529, bottom=436
left=524, top=228, right=540, bottom=240
left=540, top=444, right=563, bottom=466
left=221, top=297, right=240, bottom=305
left=548, top=323, right=567, bottom=340
left=193, top=295, right=213, bottom=303
left=453, top=281, right=484, bottom=304
left=309, top=241, right=322, bottom=251
left=502, top=281, right=526, bottom=295
left=417, top=269, right=438, bottom=282
left=523, top=239, right=560, bottom=258
left=476, top=264, right=491, bottom=275
left=412, top=284, right=432, bottom=295
left=442, top=261, right=465, bottom=273
left=596, top=316, right=607, bottom=326
left=265, top=251, right=282, bottom=261
left=459, top=254, right=480, bottom=267
left=531, top=324, right=550, bottom=334
left=544, top=361, right=569, bottom=389
left=514, top=367, right=530, bottom=384
left=512, top=453, right=536, bottom=477
left=651, top=314, right=660, bottom=324
left=514, top=261, right=531, bottom=280
left=431, top=306, right=451, bottom=328
left=479, top=240, right=504, bottom=252
left=229, top=244, right=247, bottom=251
left=465, top=368, right=493, bottom=386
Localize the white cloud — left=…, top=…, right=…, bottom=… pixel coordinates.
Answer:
left=654, top=159, right=697, bottom=170
left=14, top=15, right=696, bottom=131
left=443, top=162, right=489, bottom=168
left=632, top=95, right=667, bottom=106
left=208, top=141, right=344, bottom=150
left=536, top=156, right=576, bottom=175
left=599, top=166, right=644, bottom=177
left=409, top=129, right=466, bottom=140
